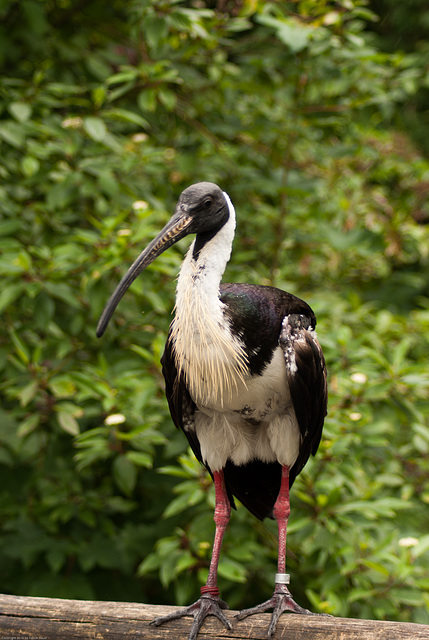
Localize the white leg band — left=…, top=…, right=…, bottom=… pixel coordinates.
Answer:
left=275, top=573, right=290, bottom=584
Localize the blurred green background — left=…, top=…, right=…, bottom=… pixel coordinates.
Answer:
left=0, top=0, right=428, bottom=623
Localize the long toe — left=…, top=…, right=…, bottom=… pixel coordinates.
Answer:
left=237, top=588, right=313, bottom=639
left=150, top=594, right=232, bottom=640
left=267, top=593, right=312, bottom=638
left=236, top=596, right=277, bottom=620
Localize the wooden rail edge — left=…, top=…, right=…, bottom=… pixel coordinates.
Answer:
left=0, top=593, right=428, bottom=639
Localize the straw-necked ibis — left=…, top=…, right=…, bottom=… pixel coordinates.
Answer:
left=97, top=182, right=327, bottom=639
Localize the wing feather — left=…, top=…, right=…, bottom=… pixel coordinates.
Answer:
left=279, top=314, right=328, bottom=485
left=161, top=331, right=201, bottom=462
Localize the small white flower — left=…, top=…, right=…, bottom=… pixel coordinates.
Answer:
left=117, top=228, right=131, bottom=236
left=131, top=133, right=148, bottom=143
left=351, top=372, right=368, bottom=384
left=61, top=117, right=83, bottom=129
left=349, top=412, right=362, bottom=421
left=399, top=537, right=419, bottom=548
left=132, top=200, right=149, bottom=211
left=104, top=413, right=126, bottom=426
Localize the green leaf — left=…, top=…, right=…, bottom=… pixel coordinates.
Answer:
left=18, top=380, right=39, bottom=408
left=9, top=102, right=32, bottom=123
left=126, top=451, right=153, bottom=468
left=46, top=181, right=76, bottom=210
left=83, top=116, right=107, bottom=141
left=144, top=15, right=169, bottom=49
left=33, top=292, right=55, bottom=327
left=17, top=414, right=40, bottom=438
left=49, top=377, right=76, bottom=398
left=0, top=283, right=26, bottom=313
left=57, top=411, right=80, bottom=436
left=92, top=85, right=107, bottom=108
left=0, top=220, right=22, bottom=236
left=104, top=108, right=149, bottom=129
left=21, top=156, right=40, bottom=176
left=160, top=549, right=183, bottom=587
left=113, top=455, right=137, bottom=496
left=46, top=547, right=66, bottom=574
left=163, top=487, right=204, bottom=518
left=414, top=535, right=429, bottom=559
left=137, top=553, right=160, bottom=575
left=10, top=329, right=30, bottom=364
left=218, top=558, right=247, bottom=583
left=256, top=14, right=313, bottom=52
left=0, top=121, right=25, bottom=147
left=158, top=88, right=177, bottom=111
left=361, top=560, right=390, bottom=576
left=42, top=282, right=81, bottom=308
left=175, top=550, right=196, bottom=575
left=46, top=82, right=85, bottom=95
left=138, top=89, right=157, bottom=112
left=106, top=69, right=139, bottom=85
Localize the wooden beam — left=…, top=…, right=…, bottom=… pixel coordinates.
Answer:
left=0, top=593, right=428, bottom=639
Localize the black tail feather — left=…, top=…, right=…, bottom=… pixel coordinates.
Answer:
left=223, top=459, right=283, bottom=521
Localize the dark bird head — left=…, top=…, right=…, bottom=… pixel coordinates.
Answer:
left=96, top=182, right=229, bottom=337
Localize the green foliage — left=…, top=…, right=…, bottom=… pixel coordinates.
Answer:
left=1, top=0, right=428, bottom=624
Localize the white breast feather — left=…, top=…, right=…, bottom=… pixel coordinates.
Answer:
left=170, top=194, right=249, bottom=408
left=194, top=348, right=301, bottom=471
left=170, top=266, right=248, bottom=407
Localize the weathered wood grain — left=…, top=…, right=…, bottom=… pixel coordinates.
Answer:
left=0, top=594, right=428, bottom=639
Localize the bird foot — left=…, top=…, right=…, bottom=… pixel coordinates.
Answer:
left=150, top=591, right=232, bottom=640
left=236, top=584, right=312, bottom=638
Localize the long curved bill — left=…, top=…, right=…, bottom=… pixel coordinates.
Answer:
left=96, top=212, right=193, bottom=337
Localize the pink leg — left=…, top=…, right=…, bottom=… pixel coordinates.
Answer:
left=151, top=469, right=232, bottom=640
left=274, top=465, right=290, bottom=576
left=237, top=465, right=312, bottom=638
left=202, top=469, right=231, bottom=596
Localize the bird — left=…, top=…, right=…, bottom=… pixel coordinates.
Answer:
left=97, top=181, right=327, bottom=639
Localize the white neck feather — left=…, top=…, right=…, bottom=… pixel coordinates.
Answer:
left=170, top=193, right=248, bottom=407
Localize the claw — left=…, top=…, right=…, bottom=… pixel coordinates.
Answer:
left=236, top=584, right=312, bottom=638
left=150, top=593, right=232, bottom=640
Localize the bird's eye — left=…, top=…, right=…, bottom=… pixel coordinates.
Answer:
left=203, top=197, right=212, bottom=208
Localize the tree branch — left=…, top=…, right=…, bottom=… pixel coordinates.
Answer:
left=0, top=593, right=428, bottom=639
